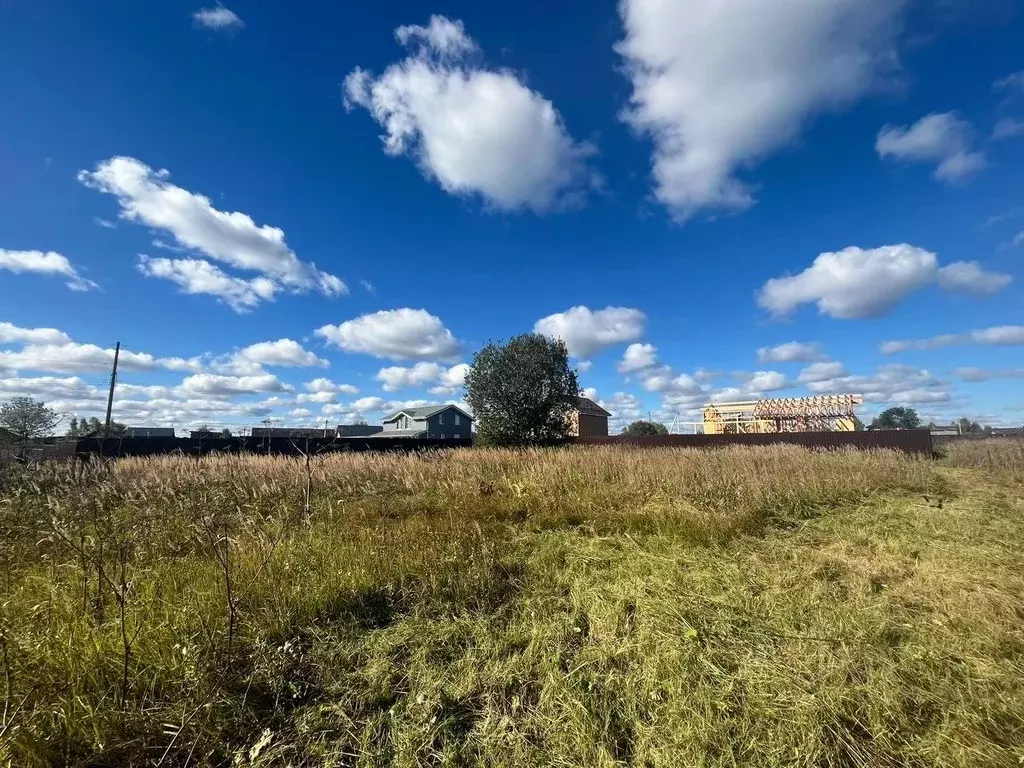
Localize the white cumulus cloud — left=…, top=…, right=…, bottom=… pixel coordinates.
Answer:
left=757, top=244, right=1008, bottom=320
left=316, top=308, right=461, bottom=361
left=0, top=322, right=72, bottom=346
left=741, top=371, right=789, bottom=392
left=376, top=362, right=443, bottom=391
left=80, top=157, right=345, bottom=309
left=137, top=256, right=279, bottom=313
left=179, top=373, right=293, bottom=396
left=881, top=325, right=1024, bottom=354
left=534, top=306, right=646, bottom=358
left=757, top=342, right=826, bottom=363
left=935, top=261, right=1012, bottom=296
left=0, top=248, right=98, bottom=291
left=992, top=118, right=1024, bottom=141
left=303, top=378, right=359, bottom=396
left=192, top=4, right=243, bottom=30
left=617, top=0, right=905, bottom=220
left=876, top=113, right=986, bottom=182
left=345, top=15, right=594, bottom=213
left=233, top=339, right=328, bottom=369
left=618, top=342, right=658, bottom=373
left=797, top=361, right=848, bottom=383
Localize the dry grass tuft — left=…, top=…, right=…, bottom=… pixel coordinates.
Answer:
left=1, top=445, right=1021, bottom=766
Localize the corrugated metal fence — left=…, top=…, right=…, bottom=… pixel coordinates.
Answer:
left=574, top=430, right=934, bottom=454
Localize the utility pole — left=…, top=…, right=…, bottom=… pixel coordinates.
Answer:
left=104, top=341, right=121, bottom=438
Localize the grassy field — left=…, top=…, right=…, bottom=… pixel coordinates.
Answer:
left=0, top=441, right=1022, bottom=767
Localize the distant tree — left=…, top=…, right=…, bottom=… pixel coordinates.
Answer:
left=465, top=333, right=579, bottom=446
left=622, top=420, right=669, bottom=436
left=871, top=407, right=921, bottom=430
left=851, top=416, right=866, bottom=431
left=1, top=396, right=63, bottom=448
left=67, top=416, right=126, bottom=437
left=955, top=417, right=984, bottom=434
left=220, top=428, right=233, bottom=437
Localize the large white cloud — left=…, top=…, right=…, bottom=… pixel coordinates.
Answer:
left=0, top=323, right=72, bottom=346
left=617, top=0, right=904, bottom=220
left=881, top=325, right=1024, bottom=354
left=344, top=16, right=594, bottom=213
left=79, top=157, right=345, bottom=309
left=0, top=249, right=98, bottom=291
left=534, top=306, right=646, bottom=358
left=757, top=342, right=826, bottom=363
left=316, top=308, right=461, bottom=361
left=757, top=245, right=1009, bottom=319
left=233, top=339, right=328, bottom=370
left=179, top=373, right=293, bottom=396
left=876, top=113, right=986, bottom=182
left=740, top=371, right=789, bottom=392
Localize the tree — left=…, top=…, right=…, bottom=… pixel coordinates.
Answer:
left=871, top=407, right=921, bottom=430
left=220, top=428, right=233, bottom=437
left=622, top=420, right=668, bottom=436
left=465, top=333, right=579, bottom=446
left=851, top=416, right=865, bottom=431
left=67, top=416, right=127, bottom=437
left=0, top=396, right=62, bottom=448
left=955, top=417, right=984, bottom=435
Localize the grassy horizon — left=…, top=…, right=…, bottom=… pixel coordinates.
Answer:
left=1, top=442, right=1022, bottom=766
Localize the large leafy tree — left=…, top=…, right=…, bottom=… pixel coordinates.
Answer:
left=622, top=420, right=668, bottom=436
left=871, top=406, right=921, bottom=430
left=1, top=396, right=63, bottom=447
left=465, top=334, right=579, bottom=446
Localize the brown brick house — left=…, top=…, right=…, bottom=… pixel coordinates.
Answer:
left=568, top=396, right=612, bottom=437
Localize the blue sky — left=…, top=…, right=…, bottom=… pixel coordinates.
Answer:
left=1, top=0, right=1022, bottom=433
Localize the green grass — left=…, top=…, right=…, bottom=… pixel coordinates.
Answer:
left=1, top=444, right=1022, bottom=766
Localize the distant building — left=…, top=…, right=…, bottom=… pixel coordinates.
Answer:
left=83, top=426, right=176, bottom=438
left=990, top=426, right=1024, bottom=437
left=929, top=425, right=960, bottom=436
left=568, top=397, right=612, bottom=437
left=251, top=427, right=337, bottom=439
left=337, top=424, right=384, bottom=437
left=377, top=405, right=473, bottom=439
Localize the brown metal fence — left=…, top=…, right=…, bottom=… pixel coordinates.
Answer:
left=574, top=429, right=934, bottom=455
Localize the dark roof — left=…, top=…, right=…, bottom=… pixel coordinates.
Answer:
left=367, top=429, right=429, bottom=438
left=126, top=427, right=176, bottom=438
left=337, top=424, right=384, bottom=436
left=251, top=427, right=335, bottom=438
left=991, top=426, right=1024, bottom=436
left=576, top=396, right=611, bottom=418
left=382, top=404, right=473, bottom=423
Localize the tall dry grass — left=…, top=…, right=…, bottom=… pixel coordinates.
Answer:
left=1, top=445, right=1021, bottom=766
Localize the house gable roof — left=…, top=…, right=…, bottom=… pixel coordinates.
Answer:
left=382, top=404, right=473, bottom=423
left=576, top=396, right=612, bottom=417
